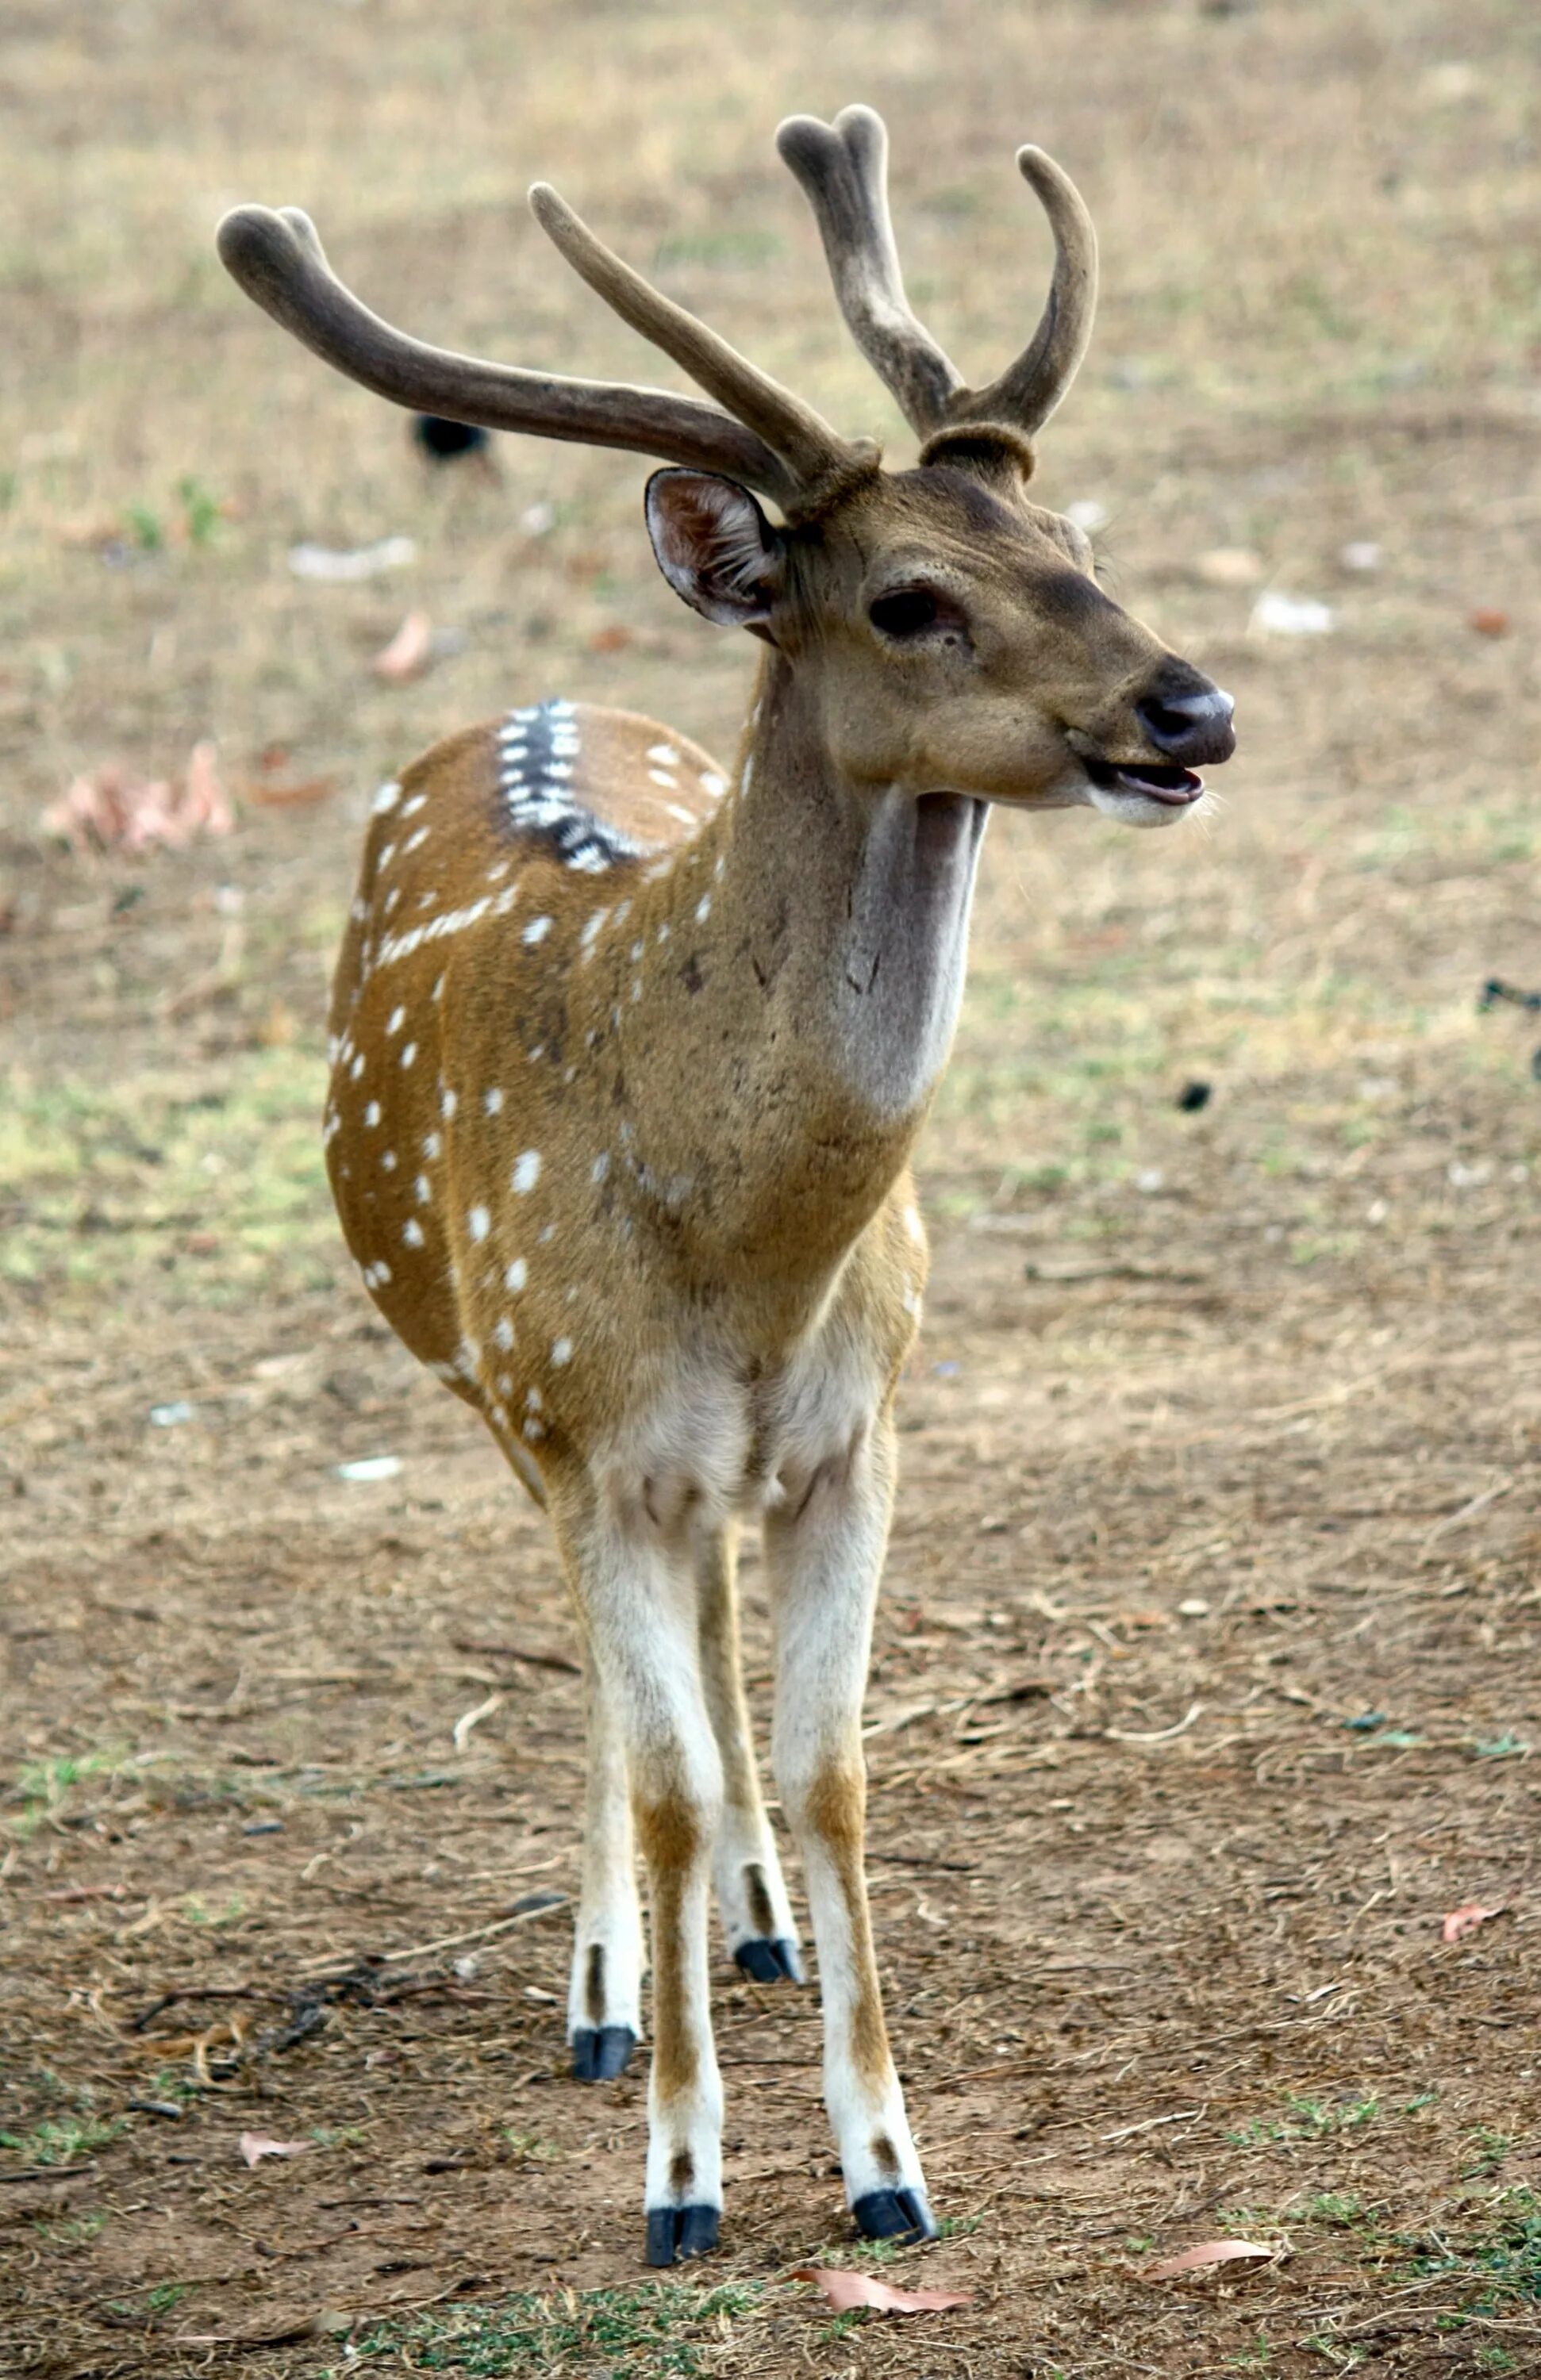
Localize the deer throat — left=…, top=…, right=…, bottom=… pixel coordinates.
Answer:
left=818, top=785, right=989, bottom=1122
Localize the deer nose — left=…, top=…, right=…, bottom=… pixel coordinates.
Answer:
left=1135, top=677, right=1236, bottom=766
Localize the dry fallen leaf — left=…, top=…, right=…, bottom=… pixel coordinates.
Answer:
left=246, top=772, right=340, bottom=809
left=1143, top=2240, right=1277, bottom=2282
left=41, top=742, right=233, bottom=854
left=239, top=2131, right=310, bottom=2168
left=1442, top=1902, right=1505, bottom=1944
left=790, top=2266, right=972, bottom=2315
left=373, top=607, right=435, bottom=681
left=1469, top=608, right=1509, bottom=638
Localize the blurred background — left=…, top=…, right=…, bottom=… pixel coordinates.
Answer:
left=2, top=4, right=1539, bottom=2373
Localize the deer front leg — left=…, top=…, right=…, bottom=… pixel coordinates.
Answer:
left=557, top=1488, right=725, bottom=2266
left=568, top=1649, right=643, bottom=2080
left=696, top=1522, right=803, bottom=1984
left=766, top=1409, right=937, bottom=2244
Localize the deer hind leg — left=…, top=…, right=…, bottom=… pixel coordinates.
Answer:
left=567, top=1648, right=643, bottom=2080
left=765, top=1407, right=936, bottom=2244
left=555, top=1481, right=725, bottom=2266
left=696, top=1522, right=802, bottom=1984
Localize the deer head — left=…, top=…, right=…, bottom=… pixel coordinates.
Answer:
left=218, top=106, right=1234, bottom=830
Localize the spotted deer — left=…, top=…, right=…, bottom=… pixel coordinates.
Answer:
left=217, top=104, right=1235, bottom=2266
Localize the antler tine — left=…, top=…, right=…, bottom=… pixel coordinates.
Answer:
left=216, top=203, right=801, bottom=504
left=775, top=105, right=963, bottom=440
left=949, top=145, right=1097, bottom=439
left=778, top=108, right=1098, bottom=448
left=527, top=183, right=857, bottom=497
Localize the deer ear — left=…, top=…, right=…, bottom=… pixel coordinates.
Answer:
left=645, top=469, right=785, bottom=628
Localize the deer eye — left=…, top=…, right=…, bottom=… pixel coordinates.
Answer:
left=868, top=585, right=942, bottom=638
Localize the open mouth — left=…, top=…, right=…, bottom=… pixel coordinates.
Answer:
left=1083, top=754, right=1204, bottom=806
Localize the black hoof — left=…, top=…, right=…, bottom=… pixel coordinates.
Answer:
left=571, top=2024, right=636, bottom=2082
left=645, top=2202, right=721, bottom=2266
left=733, top=1937, right=804, bottom=1985
left=851, top=2185, right=938, bottom=2244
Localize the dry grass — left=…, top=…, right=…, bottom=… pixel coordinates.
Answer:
left=3, top=2, right=1540, bottom=2374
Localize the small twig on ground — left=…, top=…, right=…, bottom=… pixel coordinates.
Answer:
left=1105, top=1702, right=1205, bottom=1745
left=449, top=1634, right=580, bottom=1675
left=1101, top=2106, right=1205, bottom=2144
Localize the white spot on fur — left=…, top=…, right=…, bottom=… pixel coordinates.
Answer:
left=441, top=1089, right=457, bottom=1121
left=467, top=1205, right=490, bottom=1242
left=386, top=1006, right=406, bottom=1036
left=905, top=1205, right=924, bottom=1243
left=647, top=743, right=679, bottom=765
left=415, top=1175, right=431, bottom=1204
left=484, top=1087, right=504, bottom=1115
left=403, top=1219, right=425, bottom=1248
left=522, top=915, right=552, bottom=946
left=512, top=1150, right=542, bottom=1194
left=701, top=770, right=726, bottom=797
left=364, top=1100, right=381, bottom=1127
left=372, top=780, right=401, bottom=816
left=551, top=1338, right=572, bottom=1367
left=591, top=1152, right=610, bottom=1184
left=381, top=1149, right=397, bottom=1171
left=400, top=1042, right=417, bottom=1069
left=424, top=1131, right=442, bottom=1159
left=694, top=895, right=711, bottom=923
left=494, top=1316, right=515, bottom=1351
left=505, top=1258, right=527, bottom=1291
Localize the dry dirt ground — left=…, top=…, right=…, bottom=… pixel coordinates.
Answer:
left=2, top=2, right=1539, bottom=2374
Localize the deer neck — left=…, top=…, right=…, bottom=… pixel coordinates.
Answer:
left=736, top=651, right=988, bottom=1115
left=601, top=652, right=988, bottom=1279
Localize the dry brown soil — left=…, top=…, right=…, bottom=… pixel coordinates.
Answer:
left=2, top=3, right=1539, bottom=2374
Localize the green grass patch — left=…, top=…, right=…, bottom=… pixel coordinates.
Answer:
left=348, top=2280, right=765, bottom=2375
left=7, top=1748, right=129, bottom=1838
left=33, top=2209, right=106, bottom=2245
left=0, top=2113, right=127, bottom=2166
left=1404, top=2186, right=1541, bottom=2317
left=1228, top=2090, right=1380, bottom=2149
left=0, top=1046, right=336, bottom=1302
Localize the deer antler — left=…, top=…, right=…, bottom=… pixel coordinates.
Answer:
left=775, top=104, right=1097, bottom=446
left=217, top=199, right=860, bottom=509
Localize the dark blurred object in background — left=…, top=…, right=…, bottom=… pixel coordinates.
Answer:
left=413, top=414, right=495, bottom=470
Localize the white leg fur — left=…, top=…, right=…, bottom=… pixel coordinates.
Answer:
left=567, top=1651, right=644, bottom=2077
left=555, top=1480, right=727, bottom=2263
left=696, top=1525, right=801, bottom=1978
left=766, top=1409, right=935, bottom=2238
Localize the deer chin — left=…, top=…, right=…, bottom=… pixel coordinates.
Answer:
left=1081, top=751, right=1203, bottom=829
